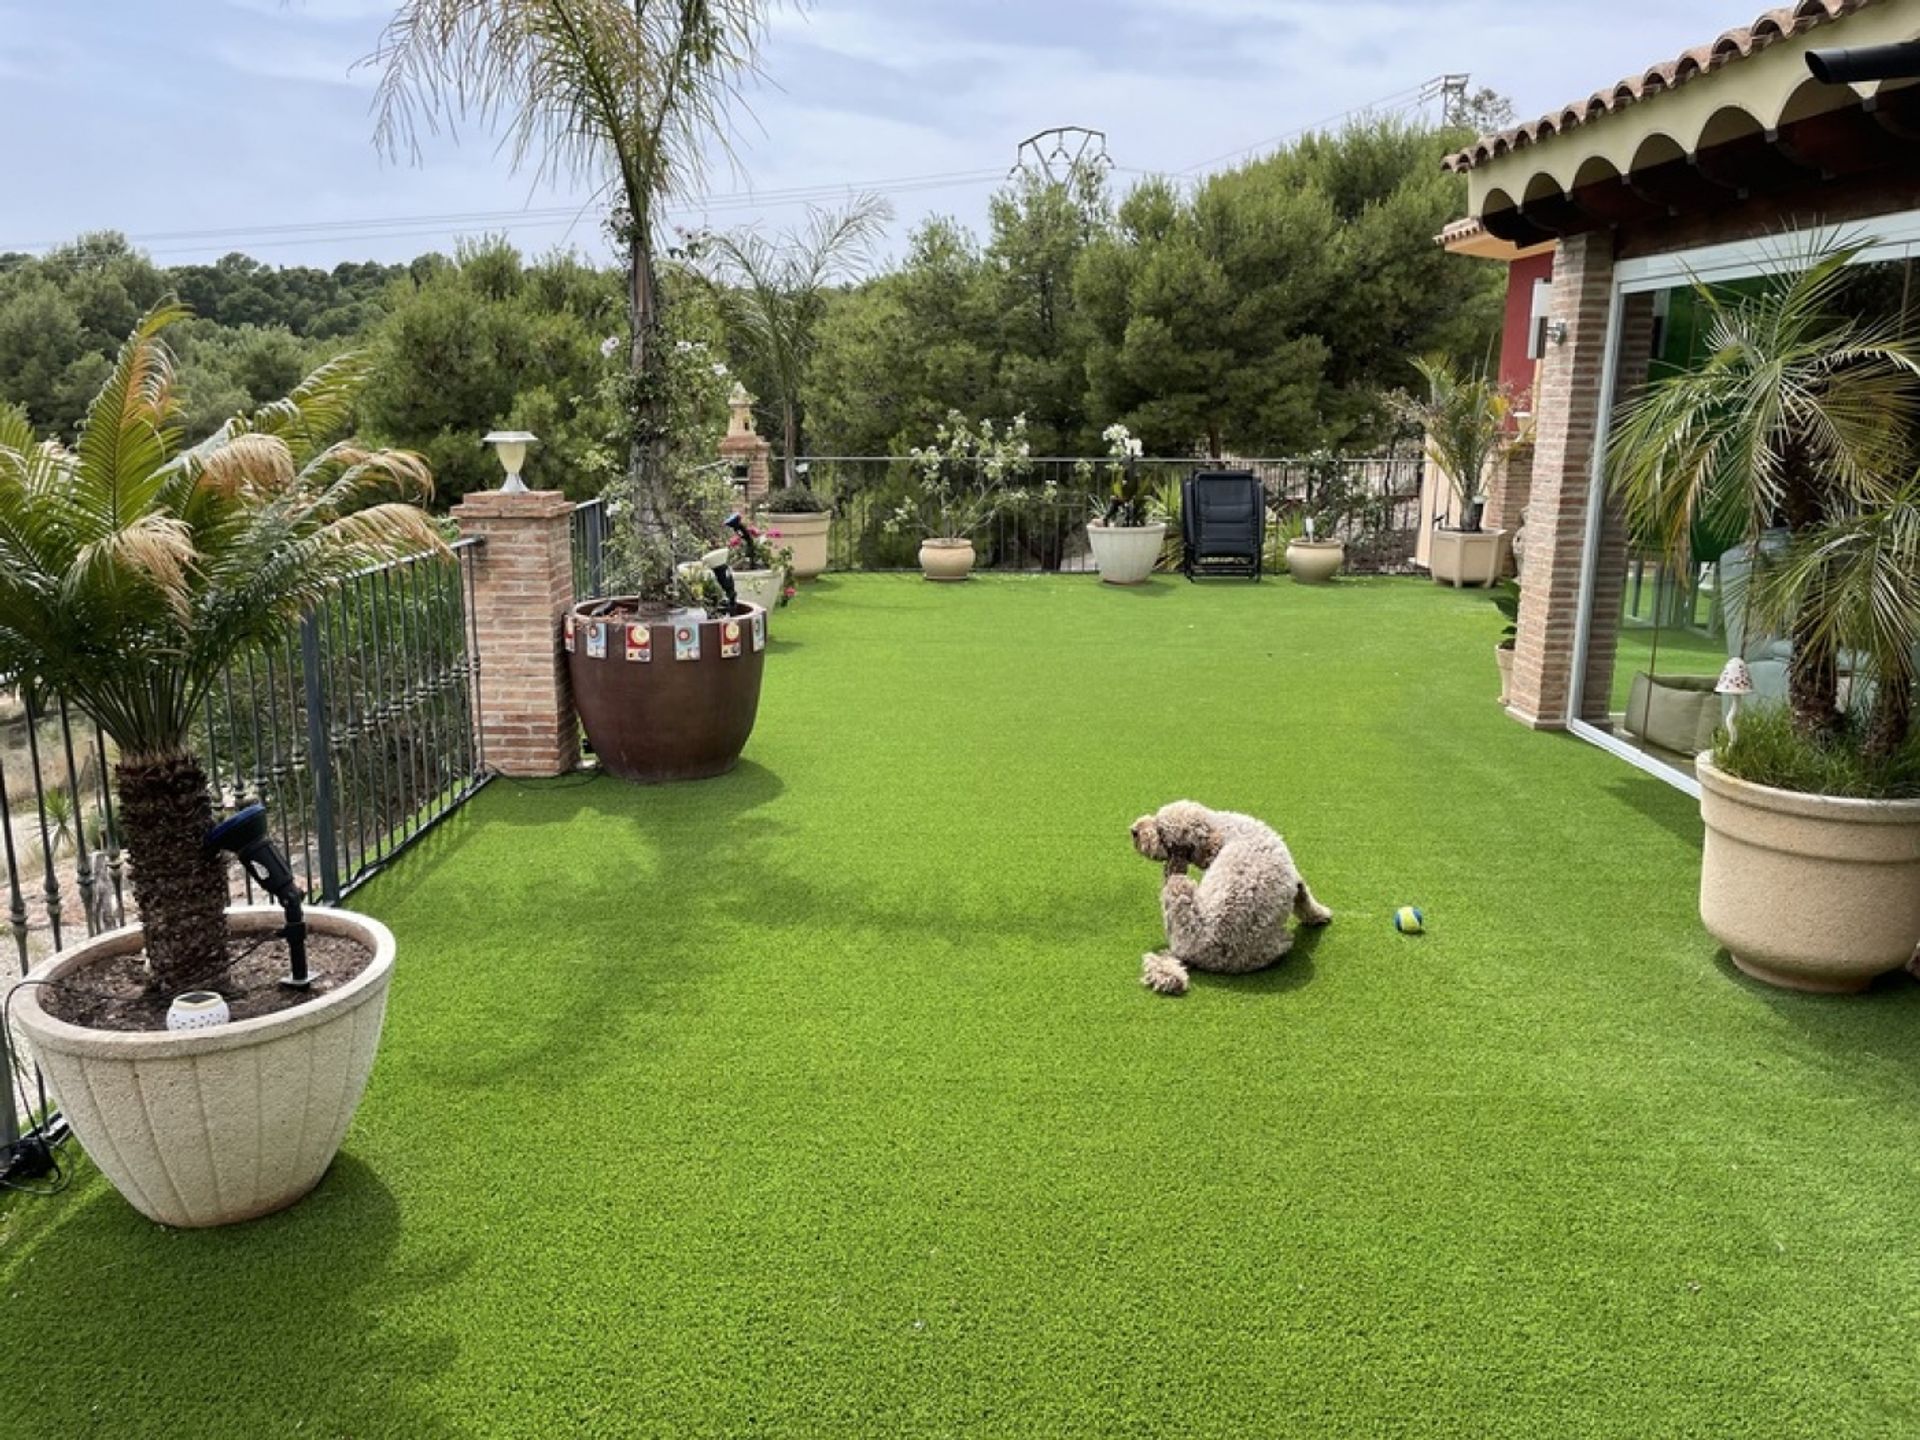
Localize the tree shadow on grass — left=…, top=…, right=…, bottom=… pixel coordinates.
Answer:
left=1708, top=949, right=1920, bottom=1108
left=1, top=1154, right=472, bottom=1438
left=1599, top=768, right=1706, bottom=849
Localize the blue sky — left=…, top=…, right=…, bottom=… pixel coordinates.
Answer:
left=1, top=0, right=1749, bottom=268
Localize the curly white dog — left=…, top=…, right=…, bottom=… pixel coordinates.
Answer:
left=1130, top=800, right=1332, bottom=996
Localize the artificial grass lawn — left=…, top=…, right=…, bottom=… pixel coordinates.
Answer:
left=7, top=574, right=1920, bottom=1438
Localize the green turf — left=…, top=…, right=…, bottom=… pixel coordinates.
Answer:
left=7, top=574, right=1920, bottom=1438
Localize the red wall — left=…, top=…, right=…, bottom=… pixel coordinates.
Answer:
left=1499, top=249, right=1555, bottom=413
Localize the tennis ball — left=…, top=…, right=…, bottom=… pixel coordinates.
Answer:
left=1393, top=905, right=1425, bottom=934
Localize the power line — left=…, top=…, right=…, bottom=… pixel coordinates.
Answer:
left=1168, top=78, right=1440, bottom=176
left=0, top=168, right=1006, bottom=257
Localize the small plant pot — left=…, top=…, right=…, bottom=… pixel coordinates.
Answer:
left=1495, top=644, right=1513, bottom=706
left=1429, top=527, right=1508, bottom=588
left=14, top=905, right=395, bottom=1228
left=759, top=510, right=830, bottom=580
left=733, top=568, right=784, bottom=615
left=920, top=538, right=976, bottom=582
left=569, top=600, right=767, bottom=782
left=1086, top=522, right=1167, bottom=586
left=1285, top=539, right=1344, bottom=584
left=1697, top=754, right=1920, bottom=993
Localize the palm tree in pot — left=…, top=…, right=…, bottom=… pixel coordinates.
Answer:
left=1608, top=244, right=1920, bottom=991
left=373, top=0, right=779, bottom=783
left=0, top=305, right=439, bottom=995
left=1, top=307, right=441, bottom=1226
left=1397, top=356, right=1514, bottom=587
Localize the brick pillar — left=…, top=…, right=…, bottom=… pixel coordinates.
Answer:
left=1506, top=230, right=1615, bottom=729
left=451, top=489, right=577, bottom=777
left=1508, top=236, right=1660, bottom=729
left=719, top=383, right=773, bottom=503
left=1484, top=439, right=1532, bottom=540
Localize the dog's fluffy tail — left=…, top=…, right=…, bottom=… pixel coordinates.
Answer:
left=1142, top=951, right=1190, bottom=997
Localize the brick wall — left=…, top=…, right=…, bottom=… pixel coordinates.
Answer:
left=451, top=490, right=578, bottom=778
left=718, top=431, right=772, bottom=502
left=1506, top=231, right=1659, bottom=730
left=1484, top=440, right=1533, bottom=547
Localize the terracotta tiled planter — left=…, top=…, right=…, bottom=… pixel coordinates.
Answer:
left=15, top=906, right=394, bottom=1228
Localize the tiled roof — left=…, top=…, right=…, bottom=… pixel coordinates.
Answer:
left=1443, top=0, right=1879, bottom=172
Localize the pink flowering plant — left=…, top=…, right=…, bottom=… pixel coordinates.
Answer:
left=723, top=512, right=797, bottom=606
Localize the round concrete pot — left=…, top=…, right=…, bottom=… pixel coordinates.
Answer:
left=1697, top=754, right=1920, bottom=993
left=14, top=905, right=394, bottom=1228
left=733, top=568, right=784, bottom=615
left=758, top=510, right=830, bottom=580
left=1086, top=522, right=1166, bottom=585
left=919, top=538, right=976, bottom=582
left=569, top=600, right=767, bottom=782
left=1495, top=644, right=1514, bottom=706
left=1285, top=539, right=1345, bottom=584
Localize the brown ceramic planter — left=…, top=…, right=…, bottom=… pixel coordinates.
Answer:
left=567, top=600, right=767, bottom=782
left=1697, top=754, right=1920, bottom=993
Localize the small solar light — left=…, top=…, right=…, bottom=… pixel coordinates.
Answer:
left=482, top=430, right=539, bottom=493
left=167, top=991, right=231, bottom=1031
left=1716, top=657, right=1754, bottom=743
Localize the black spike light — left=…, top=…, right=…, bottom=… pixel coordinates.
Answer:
left=207, top=803, right=310, bottom=990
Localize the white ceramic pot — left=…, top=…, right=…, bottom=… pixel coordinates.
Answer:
left=15, top=905, right=395, bottom=1227
left=733, top=568, right=783, bottom=615
left=1697, top=755, right=1920, bottom=994
left=919, top=538, right=976, bottom=582
left=1495, top=644, right=1514, bottom=706
left=1429, top=527, right=1508, bottom=588
left=1086, top=522, right=1167, bottom=586
left=758, top=510, right=830, bottom=580
left=1285, top=539, right=1345, bottom=584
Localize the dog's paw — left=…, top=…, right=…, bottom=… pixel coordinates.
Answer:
left=1141, top=952, right=1190, bottom=997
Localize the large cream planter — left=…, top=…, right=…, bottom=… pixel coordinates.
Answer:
left=759, top=511, right=830, bottom=580
left=14, top=905, right=395, bottom=1227
left=1697, top=755, right=1920, bottom=994
left=1086, top=522, right=1166, bottom=585
left=919, top=538, right=975, bottom=581
left=1430, top=527, right=1507, bottom=588
left=1285, top=539, right=1345, bottom=584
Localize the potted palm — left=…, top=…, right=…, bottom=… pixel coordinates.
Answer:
left=1399, top=357, right=1513, bottom=587
left=1610, top=246, right=1920, bottom=993
left=369, top=0, right=777, bottom=784
left=1083, top=424, right=1166, bottom=586
left=891, top=411, right=1032, bottom=581
left=2, top=307, right=441, bottom=1226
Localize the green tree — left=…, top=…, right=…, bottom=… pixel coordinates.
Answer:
left=372, top=0, right=772, bottom=542
left=0, top=307, right=440, bottom=990
left=698, top=195, right=890, bottom=483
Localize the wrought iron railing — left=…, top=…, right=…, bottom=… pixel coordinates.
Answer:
left=571, top=497, right=607, bottom=601
left=3, top=542, right=488, bottom=1169
left=763, top=453, right=1425, bottom=575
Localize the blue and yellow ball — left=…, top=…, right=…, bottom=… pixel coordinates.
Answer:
left=1393, top=905, right=1425, bottom=934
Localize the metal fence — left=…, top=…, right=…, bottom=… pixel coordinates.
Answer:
left=3, top=542, right=489, bottom=1169
left=776, top=454, right=1427, bottom=575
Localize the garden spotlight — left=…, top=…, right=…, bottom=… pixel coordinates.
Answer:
left=207, top=804, right=310, bottom=989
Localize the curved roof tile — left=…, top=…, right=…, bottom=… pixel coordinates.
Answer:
left=1443, top=0, right=1876, bottom=171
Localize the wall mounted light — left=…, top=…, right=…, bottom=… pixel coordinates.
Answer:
left=483, top=430, right=539, bottom=493
left=1545, top=319, right=1569, bottom=347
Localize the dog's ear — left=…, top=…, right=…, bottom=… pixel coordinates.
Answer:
left=1131, top=815, right=1166, bottom=859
